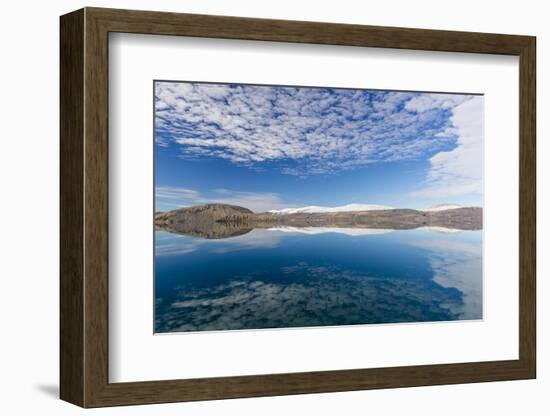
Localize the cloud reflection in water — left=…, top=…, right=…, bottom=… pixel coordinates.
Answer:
left=154, top=229, right=482, bottom=333
left=156, top=262, right=465, bottom=332
left=409, top=238, right=482, bottom=319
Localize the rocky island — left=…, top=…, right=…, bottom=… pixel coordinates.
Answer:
left=154, top=203, right=483, bottom=239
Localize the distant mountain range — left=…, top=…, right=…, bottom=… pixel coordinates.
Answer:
left=269, top=204, right=393, bottom=214
left=155, top=203, right=482, bottom=239
left=269, top=203, right=463, bottom=214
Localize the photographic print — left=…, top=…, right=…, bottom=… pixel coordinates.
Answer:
left=154, top=81, right=483, bottom=333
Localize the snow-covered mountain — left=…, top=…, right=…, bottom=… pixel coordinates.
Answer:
left=268, top=203, right=465, bottom=214
left=420, top=204, right=463, bottom=212
left=269, top=203, right=393, bottom=214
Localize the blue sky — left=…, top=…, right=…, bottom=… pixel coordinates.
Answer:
left=154, top=81, right=483, bottom=212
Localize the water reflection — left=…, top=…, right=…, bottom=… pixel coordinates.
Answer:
left=409, top=239, right=482, bottom=319
left=154, top=228, right=482, bottom=333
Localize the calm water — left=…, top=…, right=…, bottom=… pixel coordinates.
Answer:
left=154, top=228, right=482, bottom=333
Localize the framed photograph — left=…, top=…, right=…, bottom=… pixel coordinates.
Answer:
left=60, top=7, right=536, bottom=407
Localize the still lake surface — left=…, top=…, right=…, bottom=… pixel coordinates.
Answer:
left=154, top=228, right=482, bottom=333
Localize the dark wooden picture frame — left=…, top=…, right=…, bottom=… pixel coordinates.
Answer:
left=60, top=7, right=536, bottom=408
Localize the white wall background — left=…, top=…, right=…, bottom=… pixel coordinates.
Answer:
left=0, top=0, right=545, bottom=414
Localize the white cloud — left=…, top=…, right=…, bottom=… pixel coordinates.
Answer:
left=155, top=186, right=293, bottom=212
left=155, top=82, right=466, bottom=176
left=404, top=93, right=470, bottom=113
left=411, top=96, right=483, bottom=200
left=155, top=186, right=201, bottom=200
left=214, top=191, right=289, bottom=213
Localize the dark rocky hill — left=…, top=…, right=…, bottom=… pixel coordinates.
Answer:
left=155, top=204, right=254, bottom=239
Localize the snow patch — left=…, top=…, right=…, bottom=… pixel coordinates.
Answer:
left=269, top=203, right=393, bottom=214
left=420, top=204, right=463, bottom=212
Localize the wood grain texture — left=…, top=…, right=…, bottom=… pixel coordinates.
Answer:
left=59, top=8, right=84, bottom=407
left=59, top=7, right=537, bottom=408
left=83, top=10, right=110, bottom=406
left=518, top=38, right=537, bottom=375
left=89, top=7, right=532, bottom=54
